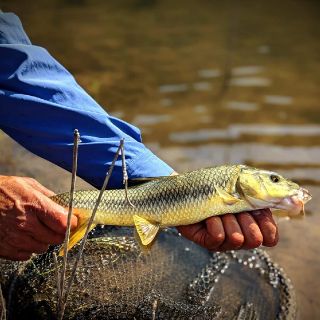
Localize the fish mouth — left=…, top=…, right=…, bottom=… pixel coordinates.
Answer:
left=245, top=187, right=312, bottom=217
left=298, top=187, right=312, bottom=203
left=274, top=188, right=312, bottom=217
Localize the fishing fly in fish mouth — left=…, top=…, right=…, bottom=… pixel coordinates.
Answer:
left=53, top=165, right=312, bottom=255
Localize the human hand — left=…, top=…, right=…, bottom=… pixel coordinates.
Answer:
left=177, top=209, right=278, bottom=251
left=0, top=176, right=78, bottom=261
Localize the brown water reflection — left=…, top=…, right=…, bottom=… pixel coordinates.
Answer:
left=1, top=0, right=320, bottom=318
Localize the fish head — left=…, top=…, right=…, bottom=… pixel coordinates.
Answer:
left=237, top=166, right=312, bottom=217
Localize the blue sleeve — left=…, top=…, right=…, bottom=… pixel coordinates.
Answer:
left=0, top=13, right=173, bottom=189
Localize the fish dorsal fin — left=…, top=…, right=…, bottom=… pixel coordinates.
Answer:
left=214, top=185, right=240, bottom=205
left=133, top=215, right=160, bottom=246
left=130, top=177, right=164, bottom=182
left=129, top=177, right=164, bottom=187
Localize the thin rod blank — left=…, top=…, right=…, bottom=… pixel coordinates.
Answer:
left=57, top=129, right=80, bottom=320
left=0, top=285, right=6, bottom=320
left=63, top=139, right=124, bottom=304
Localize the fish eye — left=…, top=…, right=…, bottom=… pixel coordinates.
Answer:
left=270, top=174, right=280, bottom=183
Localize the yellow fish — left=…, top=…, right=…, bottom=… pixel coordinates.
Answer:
left=52, top=165, right=311, bottom=255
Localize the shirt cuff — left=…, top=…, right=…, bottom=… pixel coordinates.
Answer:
left=127, top=147, right=174, bottom=179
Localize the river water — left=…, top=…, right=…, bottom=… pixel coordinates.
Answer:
left=1, top=0, right=320, bottom=318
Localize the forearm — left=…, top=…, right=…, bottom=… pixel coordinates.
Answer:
left=0, top=13, right=173, bottom=188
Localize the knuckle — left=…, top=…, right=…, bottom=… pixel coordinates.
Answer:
left=16, top=221, right=27, bottom=231
left=212, top=233, right=225, bottom=247
left=10, top=176, right=26, bottom=188
left=6, top=176, right=18, bottom=184
left=24, top=177, right=37, bottom=186
left=198, top=232, right=206, bottom=248
left=13, top=198, right=23, bottom=212
left=207, top=233, right=225, bottom=251
left=230, top=233, right=244, bottom=248
left=264, top=236, right=279, bottom=247
left=246, top=234, right=263, bottom=249
left=28, top=177, right=37, bottom=183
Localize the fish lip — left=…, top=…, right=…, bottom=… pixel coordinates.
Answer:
left=274, top=188, right=312, bottom=217
left=273, top=197, right=302, bottom=217
left=298, top=187, right=312, bottom=203
left=274, top=187, right=312, bottom=205
left=246, top=188, right=312, bottom=216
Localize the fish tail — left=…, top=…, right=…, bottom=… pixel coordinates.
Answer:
left=58, top=208, right=96, bottom=256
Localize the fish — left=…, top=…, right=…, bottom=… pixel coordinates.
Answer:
left=51, top=165, right=312, bottom=255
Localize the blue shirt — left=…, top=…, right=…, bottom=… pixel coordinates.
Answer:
left=0, top=13, right=173, bottom=189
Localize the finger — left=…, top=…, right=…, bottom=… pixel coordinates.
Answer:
left=236, top=212, right=263, bottom=249
left=177, top=222, right=215, bottom=250
left=19, top=212, right=65, bottom=245
left=205, top=216, right=225, bottom=250
left=219, top=214, right=244, bottom=251
left=7, top=233, right=49, bottom=254
left=33, top=193, right=78, bottom=234
left=177, top=223, right=205, bottom=244
left=0, top=243, right=32, bottom=261
left=7, top=251, right=32, bottom=261
left=251, top=209, right=279, bottom=247
left=23, top=177, right=56, bottom=197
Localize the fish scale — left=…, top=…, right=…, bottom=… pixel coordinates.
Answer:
left=52, top=164, right=311, bottom=254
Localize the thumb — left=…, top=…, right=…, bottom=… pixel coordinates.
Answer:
left=35, top=195, right=78, bottom=234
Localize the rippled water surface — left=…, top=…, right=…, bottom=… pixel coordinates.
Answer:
left=1, top=0, right=320, bottom=318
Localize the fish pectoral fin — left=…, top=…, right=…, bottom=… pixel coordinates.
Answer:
left=214, top=185, right=240, bottom=205
left=58, top=208, right=96, bottom=257
left=133, top=215, right=160, bottom=246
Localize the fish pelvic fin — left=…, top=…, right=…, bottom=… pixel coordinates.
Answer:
left=214, top=185, right=240, bottom=205
left=133, top=215, right=160, bottom=246
left=58, top=208, right=96, bottom=257
left=133, top=228, right=152, bottom=254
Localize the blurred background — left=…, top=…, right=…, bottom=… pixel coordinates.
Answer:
left=0, top=0, right=319, bottom=318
